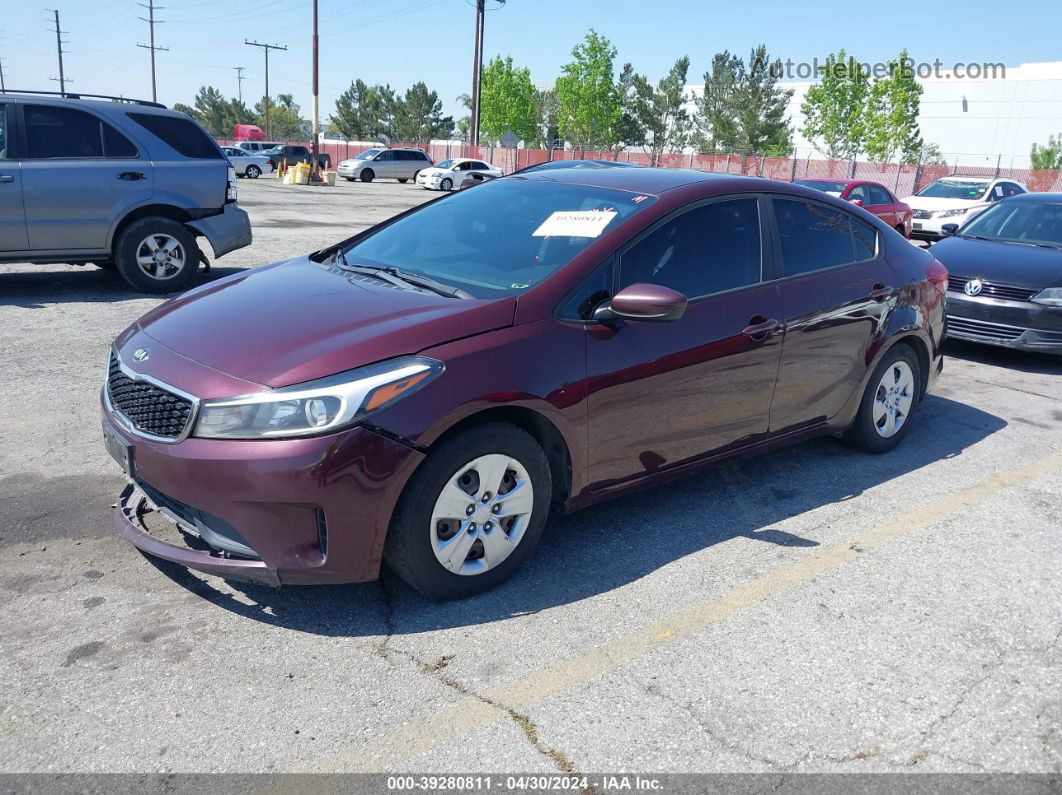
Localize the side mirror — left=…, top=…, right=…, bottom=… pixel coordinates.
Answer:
left=849, top=198, right=864, bottom=207
left=593, top=283, right=688, bottom=323
left=941, top=223, right=959, bottom=237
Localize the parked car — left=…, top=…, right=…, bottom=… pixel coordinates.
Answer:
left=458, top=171, right=499, bottom=190
left=793, top=178, right=913, bottom=238
left=221, top=146, right=272, bottom=179
left=931, top=193, right=1062, bottom=353
left=0, top=90, right=251, bottom=293
left=903, top=175, right=1027, bottom=241
left=102, top=170, right=946, bottom=599
left=262, top=144, right=331, bottom=171
left=232, top=140, right=281, bottom=154
left=336, top=147, right=433, bottom=183
left=416, top=158, right=503, bottom=191
left=512, top=159, right=642, bottom=174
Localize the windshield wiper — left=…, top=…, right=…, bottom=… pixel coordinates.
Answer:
left=333, top=259, right=473, bottom=299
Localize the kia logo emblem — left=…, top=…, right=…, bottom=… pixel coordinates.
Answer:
left=133, top=348, right=150, bottom=362
left=964, top=278, right=984, bottom=297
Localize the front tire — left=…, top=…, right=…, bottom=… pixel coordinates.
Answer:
left=440, top=177, right=453, bottom=191
left=113, top=217, right=201, bottom=294
left=844, top=344, right=921, bottom=453
left=246, top=164, right=261, bottom=179
left=398, top=178, right=408, bottom=183
left=384, top=423, right=552, bottom=600
left=360, top=169, right=375, bottom=183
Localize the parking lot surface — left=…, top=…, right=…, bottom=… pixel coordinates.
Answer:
left=1, top=178, right=1060, bottom=775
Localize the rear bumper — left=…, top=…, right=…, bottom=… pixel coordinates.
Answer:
left=187, top=203, right=252, bottom=258
left=104, top=401, right=425, bottom=584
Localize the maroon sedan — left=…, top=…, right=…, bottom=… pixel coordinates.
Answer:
left=102, top=169, right=947, bottom=599
left=793, top=178, right=913, bottom=238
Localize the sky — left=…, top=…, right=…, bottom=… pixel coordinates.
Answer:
left=3, top=0, right=1061, bottom=124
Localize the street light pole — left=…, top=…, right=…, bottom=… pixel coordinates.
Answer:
left=311, top=0, right=320, bottom=178
left=469, top=0, right=484, bottom=147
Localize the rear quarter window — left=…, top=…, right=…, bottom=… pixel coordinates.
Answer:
left=127, top=113, right=221, bottom=159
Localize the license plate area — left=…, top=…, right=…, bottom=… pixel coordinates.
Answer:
left=103, top=421, right=135, bottom=478
left=913, top=222, right=923, bottom=230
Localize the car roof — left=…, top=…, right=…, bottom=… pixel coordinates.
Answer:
left=1006, top=192, right=1062, bottom=203
left=936, top=175, right=993, bottom=183
left=796, top=177, right=857, bottom=185
left=514, top=166, right=745, bottom=195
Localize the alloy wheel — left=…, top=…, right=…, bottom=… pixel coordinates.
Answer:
left=134, top=233, right=187, bottom=281
left=872, top=360, right=915, bottom=438
left=430, top=454, right=534, bottom=576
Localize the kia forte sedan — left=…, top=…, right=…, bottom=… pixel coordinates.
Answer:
left=932, top=192, right=1062, bottom=353
left=102, top=169, right=947, bottom=600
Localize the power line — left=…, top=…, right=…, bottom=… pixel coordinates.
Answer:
left=46, top=9, right=71, bottom=94
left=234, top=65, right=246, bottom=103
left=137, top=0, right=168, bottom=103
left=245, top=40, right=286, bottom=138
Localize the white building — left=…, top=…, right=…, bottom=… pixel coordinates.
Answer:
left=685, top=60, right=1062, bottom=168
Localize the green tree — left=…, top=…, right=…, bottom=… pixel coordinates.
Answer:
left=533, top=87, right=560, bottom=148
left=801, top=49, right=869, bottom=160
left=631, top=56, right=691, bottom=165
left=479, top=55, right=537, bottom=144
left=331, top=79, right=384, bottom=140
left=255, top=94, right=306, bottom=141
left=918, top=142, right=948, bottom=166
left=694, top=46, right=792, bottom=155
left=555, top=29, right=621, bottom=149
left=393, top=82, right=453, bottom=143
left=1031, top=133, right=1062, bottom=170
left=613, top=63, right=645, bottom=152
left=865, top=50, right=923, bottom=163
left=175, top=87, right=254, bottom=137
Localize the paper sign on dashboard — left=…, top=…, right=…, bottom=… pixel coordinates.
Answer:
left=532, top=210, right=618, bottom=238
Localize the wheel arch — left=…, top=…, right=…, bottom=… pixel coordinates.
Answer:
left=109, top=204, right=194, bottom=251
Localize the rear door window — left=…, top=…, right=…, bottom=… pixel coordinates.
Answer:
left=0, top=103, right=9, bottom=159
left=773, top=198, right=877, bottom=276
left=127, top=112, right=221, bottom=158
left=867, top=186, right=892, bottom=206
left=22, top=105, right=138, bottom=159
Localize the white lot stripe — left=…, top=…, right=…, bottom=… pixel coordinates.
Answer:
left=308, top=448, right=1062, bottom=772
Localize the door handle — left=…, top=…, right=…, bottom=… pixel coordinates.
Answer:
left=0, top=175, right=14, bottom=184
left=868, top=283, right=893, bottom=301
left=742, top=317, right=781, bottom=340
left=117, top=171, right=146, bottom=181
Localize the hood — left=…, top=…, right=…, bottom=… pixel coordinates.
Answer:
left=931, top=236, right=1062, bottom=288
left=903, top=195, right=986, bottom=212
left=136, top=256, right=516, bottom=387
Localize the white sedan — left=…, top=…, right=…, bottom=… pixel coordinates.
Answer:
left=903, top=175, right=1027, bottom=241
left=221, top=146, right=273, bottom=179
left=416, top=158, right=503, bottom=191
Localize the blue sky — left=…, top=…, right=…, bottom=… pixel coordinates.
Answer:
left=3, top=0, right=1060, bottom=122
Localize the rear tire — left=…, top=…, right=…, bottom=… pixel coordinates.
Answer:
left=398, top=178, right=408, bottom=183
left=246, top=164, right=261, bottom=179
left=361, top=169, right=375, bottom=183
left=843, top=343, right=922, bottom=454
left=384, top=422, right=552, bottom=600
left=113, top=217, right=201, bottom=295
left=344, top=176, right=356, bottom=182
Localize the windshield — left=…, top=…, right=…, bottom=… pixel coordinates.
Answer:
left=794, top=179, right=848, bottom=195
left=355, top=149, right=381, bottom=160
left=917, top=179, right=989, bottom=200
left=434, top=159, right=455, bottom=169
left=960, top=201, right=1062, bottom=247
left=338, top=179, right=657, bottom=298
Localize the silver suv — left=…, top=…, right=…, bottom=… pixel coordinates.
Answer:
left=336, top=147, right=432, bottom=183
left=0, top=90, right=251, bottom=293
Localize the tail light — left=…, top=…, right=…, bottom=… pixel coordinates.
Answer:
left=927, top=259, right=948, bottom=294
left=226, top=166, right=238, bottom=203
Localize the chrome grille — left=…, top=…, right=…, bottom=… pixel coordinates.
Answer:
left=107, top=353, right=193, bottom=440
left=947, top=275, right=1038, bottom=302
left=947, top=316, right=1025, bottom=341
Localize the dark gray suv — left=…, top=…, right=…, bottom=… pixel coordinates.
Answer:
left=0, top=91, right=251, bottom=293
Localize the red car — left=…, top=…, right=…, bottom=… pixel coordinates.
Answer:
left=102, top=170, right=947, bottom=600
left=794, top=179, right=913, bottom=238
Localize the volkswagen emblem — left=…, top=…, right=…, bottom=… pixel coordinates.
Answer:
left=133, top=348, right=150, bottom=362
left=964, top=278, right=984, bottom=297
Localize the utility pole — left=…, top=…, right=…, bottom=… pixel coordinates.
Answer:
left=0, top=59, right=6, bottom=93
left=311, top=0, right=319, bottom=177
left=245, top=40, right=286, bottom=139
left=137, top=0, right=168, bottom=103
left=46, top=9, right=70, bottom=94
left=233, top=66, right=246, bottom=103
left=468, top=0, right=505, bottom=147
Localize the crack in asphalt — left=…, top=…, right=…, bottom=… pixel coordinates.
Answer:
left=371, top=582, right=594, bottom=790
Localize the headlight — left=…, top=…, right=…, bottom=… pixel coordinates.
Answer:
left=937, top=208, right=968, bottom=218
left=193, top=356, right=443, bottom=439
left=1031, top=287, right=1062, bottom=308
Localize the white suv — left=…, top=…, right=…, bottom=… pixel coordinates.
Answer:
left=904, top=176, right=1027, bottom=241
left=336, top=148, right=433, bottom=183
